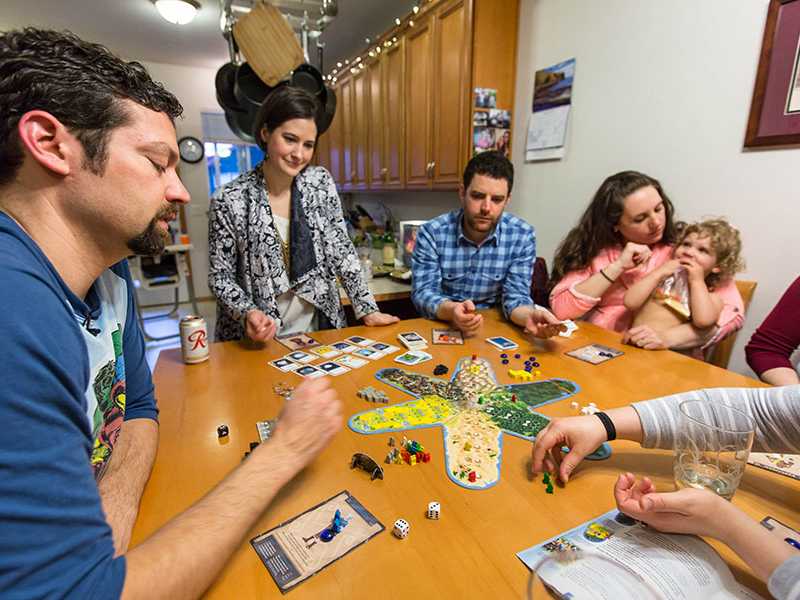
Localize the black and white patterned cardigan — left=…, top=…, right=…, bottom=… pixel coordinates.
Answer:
left=208, top=164, right=378, bottom=341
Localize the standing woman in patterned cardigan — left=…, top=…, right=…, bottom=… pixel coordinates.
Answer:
left=208, top=86, right=399, bottom=342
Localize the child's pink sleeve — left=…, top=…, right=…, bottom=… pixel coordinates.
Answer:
left=549, top=266, right=601, bottom=320
left=702, top=280, right=745, bottom=350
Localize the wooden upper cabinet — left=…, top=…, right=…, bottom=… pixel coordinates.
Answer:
left=383, top=38, right=405, bottom=189
left=367, top=58, right=384, bottom=188
left=327, top=88, right=343, bottom=182
left=432, top=0, right=470, bottom=188
left=315, top=122, right=330, bottom=172
left=352, top=69, right=369, bottom=189
left=339, top=77, right=354, bottom=187
left=404, top=18, right=433, bottom=188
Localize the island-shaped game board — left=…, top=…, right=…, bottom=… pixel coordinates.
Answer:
left=348, top=356, right=611, bottom=490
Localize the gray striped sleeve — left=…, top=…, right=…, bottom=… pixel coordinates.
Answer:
left=631, top=385, right=800, bottom=453
left=769, top=555, right=800, bottom=600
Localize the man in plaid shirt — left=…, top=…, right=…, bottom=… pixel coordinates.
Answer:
left=411, top=152, right=563, bottom=338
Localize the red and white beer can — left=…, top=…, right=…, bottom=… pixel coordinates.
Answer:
left=180, top=315, right=209, bottom=364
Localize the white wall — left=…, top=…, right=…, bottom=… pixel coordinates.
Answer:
left=510, top=0, right=799, bottom=377
left=138, top=60, right=218, bottom=305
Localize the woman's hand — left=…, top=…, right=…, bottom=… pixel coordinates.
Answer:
left=622, top=325, right=668, bottom=350
left=531, top=415, right=609, bottom=483
left=362, top=311, right=400, bottom=327
left=616, top=242, right=653, bottom=271
left=614, top=473, right=733, bottom=541
left=245, top=309, right=277, bottom=342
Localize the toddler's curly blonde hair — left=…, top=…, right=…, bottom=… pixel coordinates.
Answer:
left=676, top=219, right=745, bottom=288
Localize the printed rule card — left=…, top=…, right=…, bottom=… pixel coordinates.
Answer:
left=345, top=335, right=376, bottom=347
left=565, top=344, right=624, bottom=365
left=295, top=365, right=326, bottom=379
left=251, top=490, right=384, bottom=593
left=485, top=336, right=519, bottom=350
left=311, top=345, right=342, bottom=360
left=394, top=350, right=433, bottom=365
left=368, top=342, right=401, bottom=356
left=286, top=351, right=317, bottom=364
left=316, top=361, right=350, bottom=376
left=268, top=357, right=301, bottom=372
left=331, top=341, right=357, bottom=353
left=432, top=328, right=464, bottom=345
left=336, top=355, right=368, bottom=369
left=353, top=347, right=382, bottom=361
left=276, top=333, right=319, bottom=351
left=398, top=331, right=428, bottom=350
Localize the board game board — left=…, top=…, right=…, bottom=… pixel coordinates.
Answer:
left=348, top=356, right=611, bottom=490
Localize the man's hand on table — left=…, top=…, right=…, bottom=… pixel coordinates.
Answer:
left=450, top=300, right=483, bottom=337
left=523, top=307, right=567, bottom=339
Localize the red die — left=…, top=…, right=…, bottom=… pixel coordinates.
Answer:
left=468, top=471, right=477, bottom=482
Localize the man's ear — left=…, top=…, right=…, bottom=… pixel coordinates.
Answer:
left=16, top=111, right=74, bottom=177
left=458, top=183, right=465, bottom=204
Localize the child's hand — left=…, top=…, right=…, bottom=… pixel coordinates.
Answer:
left=679, top=258, right=706, bottom=283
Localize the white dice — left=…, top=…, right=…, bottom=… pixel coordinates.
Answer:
left=393, top=518, right=410, bottom=539
left=426, top=501, right=440, bottom=520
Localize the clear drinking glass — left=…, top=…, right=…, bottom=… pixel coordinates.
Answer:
left=673, top=399, right=755, bottom=500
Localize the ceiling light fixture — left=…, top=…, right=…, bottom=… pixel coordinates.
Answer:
left=153, top=0, right=200, bottom=25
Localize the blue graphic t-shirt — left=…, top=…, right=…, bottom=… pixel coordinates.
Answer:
left=0, top=212, right=157, bottom=597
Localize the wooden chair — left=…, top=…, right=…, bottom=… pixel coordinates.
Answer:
left=530, top=257, right=550, bottom=309
left=707, top=280, right=757, bottom=369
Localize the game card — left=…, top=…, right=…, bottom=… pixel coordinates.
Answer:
left=394, top=350, right=433, bottom=365
left=368, top=342, right=400, bottom=356
left=316, top=361, right=350, bottom=376
left=331, top=341, right=357, bottom=353
left=268, top=357, right=301, bottom=372
left=432, top=328, right=464, bottom=345
left=251, top=490, right=384, bottom=593
left=565, top=344, right=624, bottom=365
left=485, top=336, right=519, bottom=350
left=311, top=345, right=342, bottom=359
left=345, top=335, right=375, bottom=347
left=276, top=333, right=319, bottom=351
left=336, top=355, right=368, bottom=369
left=295, top=365, right=326, bottom=379
left=398, top=331, right=427, bottom=350
left=353, top=347, right=382, bottom=361
left=286, top=350, right=316, bottom=364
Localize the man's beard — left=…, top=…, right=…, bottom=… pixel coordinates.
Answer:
left=127, top=207, right=177, bottom=256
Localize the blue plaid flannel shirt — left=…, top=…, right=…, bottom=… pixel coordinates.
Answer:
left=411, top=209, right=536, bottom=320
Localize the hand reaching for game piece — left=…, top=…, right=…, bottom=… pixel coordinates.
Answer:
left=451, top=300, right=483, bottom=337
left=531, top=415, right=608, bottom=483
left=269, top=377, right=342, bottom=470
left=524, top=308, right=567, bottom=339
left=622, top=325, right=668, bottom=350
left=245, top=309, right=277, bottom=342
left=362, top=311, right=400, bottom=327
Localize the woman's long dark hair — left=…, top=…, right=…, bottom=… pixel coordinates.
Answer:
left=549, top=171, right=678, bottom=289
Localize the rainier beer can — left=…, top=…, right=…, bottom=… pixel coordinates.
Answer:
left=180, top=315, right=209, bottom=363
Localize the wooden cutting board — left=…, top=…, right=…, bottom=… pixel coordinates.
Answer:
left=233, top=1, right=304, bottom=86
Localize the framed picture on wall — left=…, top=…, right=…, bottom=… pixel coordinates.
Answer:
left=745, top=0, right=800, bottom=147
left=399, top=220, right=427, bottom=267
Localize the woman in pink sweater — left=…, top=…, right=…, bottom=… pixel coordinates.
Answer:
left=549, top=171, right=743, bottom=353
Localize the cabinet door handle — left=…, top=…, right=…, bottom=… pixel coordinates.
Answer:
left=430, top=161, right=436, bottom=177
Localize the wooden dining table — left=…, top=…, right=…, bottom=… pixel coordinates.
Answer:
left=130, top=310, right=800, bottom=598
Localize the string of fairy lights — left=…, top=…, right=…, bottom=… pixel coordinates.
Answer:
left=324, top=2, right=429, bottom=85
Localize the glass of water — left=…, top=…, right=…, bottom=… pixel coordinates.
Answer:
left=673, top=399, right=755, bottom=500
